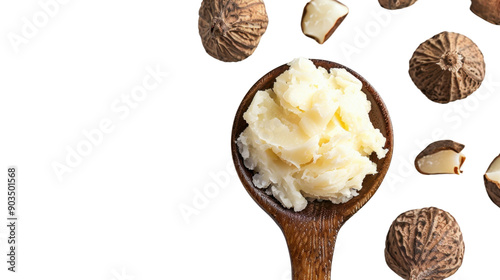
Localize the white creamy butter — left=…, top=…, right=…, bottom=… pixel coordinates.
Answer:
left=237, top=58, right=387, bottom=211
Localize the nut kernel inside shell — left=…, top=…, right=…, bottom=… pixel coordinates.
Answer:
left=485, top=156, right=500, bottom=182
left=484, top=154, right=500, bottom=207
left=486, top=172, right=500, bottom=183
left=415, top=140, right=465, bottom=175
left=417, top=150, right=465, bottom=175
left=301, top=0, right=349, bottom=44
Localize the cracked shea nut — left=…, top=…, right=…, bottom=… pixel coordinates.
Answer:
left=378, top=0, right=418, bottom=9
left=409, top=32, right=485, bottom=104
left=301, top=0, right=348, bottom=44
left=484, top=154, right=500, bottom=207
left=471, top=0, right=500, bottom=25
left=198, top=0, right=268, bottom=62
left=385, top=207, right=465, bottom=280
left=415, top=140, right=465, bottom=175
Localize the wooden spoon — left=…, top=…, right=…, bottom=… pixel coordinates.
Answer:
left=231, top=59, right=393, bottom=280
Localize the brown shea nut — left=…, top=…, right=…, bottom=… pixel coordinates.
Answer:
left=385, top=207, right=465, bottom=280
left=471, top=0, right=500, bottom=25
left=378, top=0, right=418, bottom=9
left=415, top=140, right=465, bottom=175
left=409, top=32, right=485, bottom=104
left=198, top=0, right=268, bottom=62
left=484, top=154, right=500, bottom=208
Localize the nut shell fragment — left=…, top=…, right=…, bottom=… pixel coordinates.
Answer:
left=484, top=154, right=500, bottom=207
left=415, top=140, right=465, bottom=175
left=471, top=0, right=500, bottom=25
left=198, top=0, right=268, bottom=62
left=409, top=32, right=485, bottom=104
left=378, top=0, right=418, bottom=9
left=385, top=207, right=465, bottom=280
left=301, top=0, right=349, bottom=44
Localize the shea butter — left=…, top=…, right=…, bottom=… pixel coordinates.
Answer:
left=237, top=58, right=387, bottom=211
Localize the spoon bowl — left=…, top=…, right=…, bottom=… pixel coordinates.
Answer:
left=231, top=59, right=393, bottom=280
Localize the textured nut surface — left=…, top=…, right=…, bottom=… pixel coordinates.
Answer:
left=378, top=0, right=418, bottom=9
left=409, top=32, right=485, bottom=104
left=385, top=207, right=465, bottom=280
left=198, top=0, right=268, bottom=62
left=484, top=154, right=500, bottom=208
left=471, top=0, right=500, bottom=25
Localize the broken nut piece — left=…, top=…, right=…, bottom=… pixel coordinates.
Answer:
left=484, top=154, right=500, bottom=207
left=415, top=140, right=465, bottom=175
left=301, top=0, right=348, bottom=44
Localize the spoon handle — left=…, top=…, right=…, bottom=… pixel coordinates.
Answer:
left=282, top=216, right=342, bottom=280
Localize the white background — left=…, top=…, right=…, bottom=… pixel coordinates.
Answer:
left=0, top=0, right=499, bottom=279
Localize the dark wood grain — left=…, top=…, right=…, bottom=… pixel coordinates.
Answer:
left=231, top=59, right=394, bottom=279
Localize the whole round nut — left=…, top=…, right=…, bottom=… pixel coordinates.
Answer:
left=198, top=0, right=268, bottom=62
left=409, top=32, right=485, bottom=104
left=385, top=207, right=465, bottom=280
left=378, top=0, right=418, bottom=9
